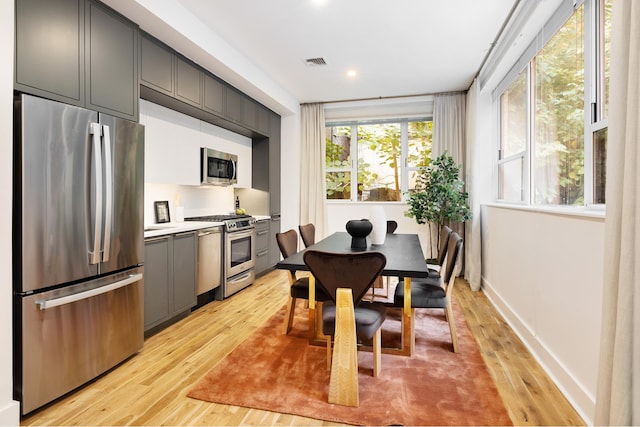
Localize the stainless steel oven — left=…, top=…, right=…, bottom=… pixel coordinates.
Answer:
left=224, top=221, right=255, bottom=297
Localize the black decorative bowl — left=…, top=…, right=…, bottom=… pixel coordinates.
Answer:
left=345, top=219, right=372, bottom=249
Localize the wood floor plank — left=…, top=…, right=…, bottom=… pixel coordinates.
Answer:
left=20, top=270, right=584, bottom=426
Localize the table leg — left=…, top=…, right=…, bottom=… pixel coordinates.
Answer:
left=403, top=277, right=415, bottom=356
left=308, top=274, right=317, bottom=342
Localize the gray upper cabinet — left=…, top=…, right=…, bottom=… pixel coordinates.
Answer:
left=269, top=112, right=281, bottom=216
left=14, top=0, right=139, bottom=121
left=241, top=97, right=257, bottom=130
left=140, top=34, right=174, bottom=96
left=85, top=0, right=138, bottom=119
left=175, top=57, right=202, bottom=108
left=15, top=0, right=84, bottom=104
left=257, top=104, right=270, bottom=135
left=203, top=73, right=224, bottom=116
left=224, top=86, right=243, bottom=124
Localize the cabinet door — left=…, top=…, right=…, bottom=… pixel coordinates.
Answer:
left=144, top=237, right=172, bottom=330
left=172, top=232, right=197, bottom=313
left=86, top=0, right=139, bottom=120
left=257, top=104, right=270, bottom=136
left=224, top=86, right=243, bottom=123
left=203, top=73, right=224, bottom=116
left=241, top=97, right=257, bottom=130
left=140, top=33, right=174, bottom=96
left=269, top=112, right=281, bottom=215
left=15, top=0, right=84, bottom=104
left=254, top=221, right=270, bottom=275
left=175, top=56, right=202, bottom=108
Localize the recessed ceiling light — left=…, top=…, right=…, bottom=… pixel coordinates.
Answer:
left=346, top=69, right=357, bottom=78
left=311, top=0, right=328, bottom=7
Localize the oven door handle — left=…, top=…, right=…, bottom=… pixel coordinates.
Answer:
left=228, top=229, right=254, bottom=239
left=227, top=271, right=253, bottom=284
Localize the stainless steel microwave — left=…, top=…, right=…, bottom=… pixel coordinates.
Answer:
left=201, top=148, right=237, bottom=185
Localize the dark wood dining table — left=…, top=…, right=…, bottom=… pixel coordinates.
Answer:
left=276, top=231, right=430, bottom=357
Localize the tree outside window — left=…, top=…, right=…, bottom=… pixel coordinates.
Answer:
left=325, top=120, right=432, bottom=202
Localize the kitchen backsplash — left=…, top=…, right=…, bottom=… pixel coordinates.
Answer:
left=145, top=183, right=235, bottom=225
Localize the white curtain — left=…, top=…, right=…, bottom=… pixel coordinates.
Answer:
left=432, top=93, right=466, bottom=166
left=432, top=92, right=467, bottom=262
left=594, top=1, right=640, bottom=424
left=299, top=103, right=327, bottom=240
left=464, top=81, right=482, bottom=291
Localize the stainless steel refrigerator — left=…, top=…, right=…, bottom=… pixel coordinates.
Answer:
left=13, top=94, right=145, bottom=415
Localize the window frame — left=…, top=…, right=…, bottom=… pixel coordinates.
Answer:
left=494, top=0, right=609, bottom=209
left=325, top=117, right=432, bottom=203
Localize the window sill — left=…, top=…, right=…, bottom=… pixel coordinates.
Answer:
left=483, top=202, right=605, bottom=220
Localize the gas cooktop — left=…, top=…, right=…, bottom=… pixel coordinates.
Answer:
left=185, top=214, right=252, bottom=222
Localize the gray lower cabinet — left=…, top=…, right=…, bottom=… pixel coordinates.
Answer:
left=144, top=231, right=197, bottom=333
left=254, top=220, right=271, bottom=275
left=14, top=0, right=139, bottom=121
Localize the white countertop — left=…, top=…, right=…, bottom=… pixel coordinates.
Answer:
left=143, top=221, right=223, bottom=239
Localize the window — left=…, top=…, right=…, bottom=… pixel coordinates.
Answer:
left=497, top=0, right=611, bottom=206
left=325, top=120, right=432, bottom=202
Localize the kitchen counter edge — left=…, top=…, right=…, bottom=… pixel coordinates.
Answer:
left=143, top=222, right=223, bottom=239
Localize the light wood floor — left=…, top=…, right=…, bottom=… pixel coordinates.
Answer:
left=21, top=269, right=585, bottom=426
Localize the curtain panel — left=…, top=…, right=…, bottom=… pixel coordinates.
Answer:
left=595, top=0, right=640, bottom=424
left=432, top=92, right=468, bottom=267
left=464, top=82, right=482, bottom=291
left=299, top=103, right=327, bottom=240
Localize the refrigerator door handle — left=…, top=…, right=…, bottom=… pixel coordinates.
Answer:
left=102, top=124, right=113, bottom=263
left=34, top=273, right=143, bottom=310
left=89, top=123, right=103, bottom=265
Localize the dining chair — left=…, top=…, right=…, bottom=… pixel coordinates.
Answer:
left=393, top=232, right=463, bottom=353
left=303, top=250, right=387, bottom=380
left=298, top=223, right=315, bottom=248
left=276, top=229, right=330, bottom=334
left=427, top=225, right=453, bottom=278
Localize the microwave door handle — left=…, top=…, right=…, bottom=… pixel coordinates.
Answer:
left=231, top=159, right=237, bottom=180
left=89, top=123, right=103, bottom=265
left=101, top=124, right=113, bottom=263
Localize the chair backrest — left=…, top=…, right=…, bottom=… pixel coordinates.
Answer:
left=437, top=226, right=453, bottom=266
left=442, top=232, right=463, bottom=292
left=303, top=250, right=386, bottom=305
left=276, top=229, right=298, bottom=258
left=386, top=220, right=398, bottom=234
left=299, top=223, right=315, bottom=248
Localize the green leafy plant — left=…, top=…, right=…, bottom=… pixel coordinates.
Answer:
left=405, top=152, right=472, bottom=258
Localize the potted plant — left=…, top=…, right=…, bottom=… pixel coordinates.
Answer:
left=404, top=152, right=472, bottom=261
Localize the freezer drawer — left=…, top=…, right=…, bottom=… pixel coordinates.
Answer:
left=17, top=268, right=144, bottom=414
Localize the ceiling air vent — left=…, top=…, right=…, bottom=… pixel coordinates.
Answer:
left=304, top=57, right=327, bottom=67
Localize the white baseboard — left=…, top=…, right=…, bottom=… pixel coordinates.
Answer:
left=0, top=400, right=20, bottom=426
left=481, top=277, right=595, bottom=426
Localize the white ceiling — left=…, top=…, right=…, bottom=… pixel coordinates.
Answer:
left=103, top=0, right=518, bottom=112
left=175, top=0, right=517, bottom=103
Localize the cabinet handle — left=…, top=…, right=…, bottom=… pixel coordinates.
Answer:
left=257, top=250, right=269, bottom=257
left=175, top=231, right=195, bottom=237
left=257, top=231, right=268, bottom=236
left=145, top=236, right=170, bottom=243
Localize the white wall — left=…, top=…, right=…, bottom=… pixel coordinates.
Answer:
left=481, top=205, right=604, bottom=423
left=140, top=100, right=252, bottom=188
left=326, top=202, right=432, bottom=256
left=1, top=0, right=21, bottom=424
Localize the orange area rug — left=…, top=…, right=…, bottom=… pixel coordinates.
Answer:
left=188, top=301, right=512, bottom=426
